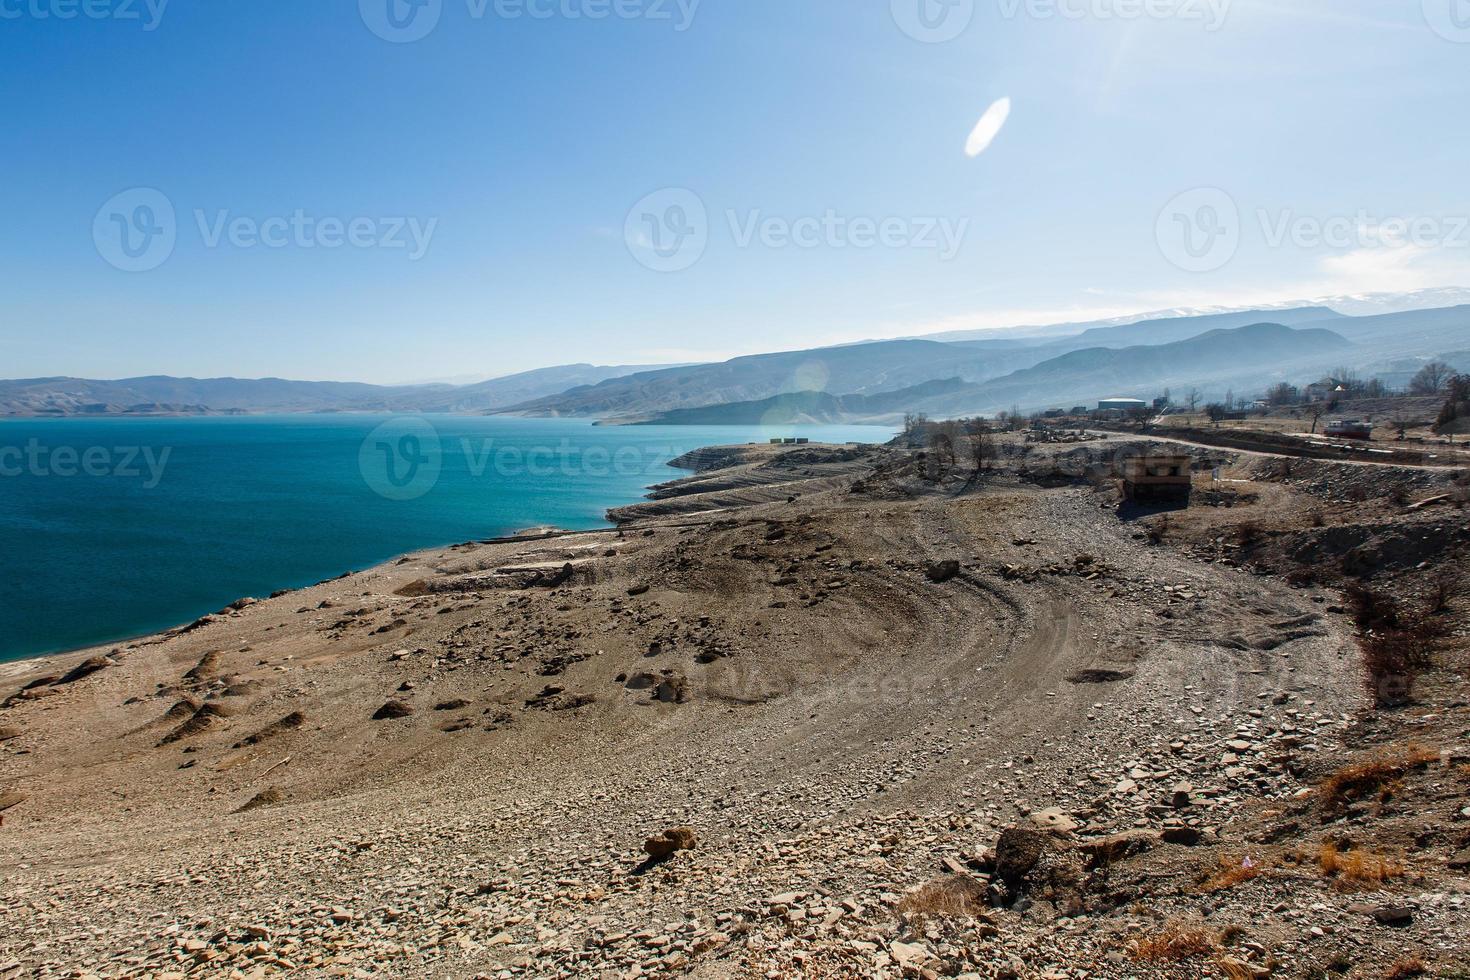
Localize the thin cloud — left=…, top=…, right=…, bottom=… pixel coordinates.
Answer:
left=965, top=98, right=1012, bottom=158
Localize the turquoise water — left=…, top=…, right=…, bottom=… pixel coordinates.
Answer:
left=0, top=416, right=893, bottom=662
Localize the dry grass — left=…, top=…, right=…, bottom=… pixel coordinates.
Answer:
left=896, top=875, right=988, bottom=924
left=1213, top=957, right=1257, bottom=980
left=1318, top=842, right=1403, bottom=890
left=1384, top=958, right=1428, bottom=979
left=1131, top=923, right=1216, bottom=962
left=1318, top=744, right=1439, bottom=809
left=1199, top=855, right=1265, bottom=893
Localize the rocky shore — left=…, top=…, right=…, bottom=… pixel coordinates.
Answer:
left=1, top=434, right=1466, bottom=979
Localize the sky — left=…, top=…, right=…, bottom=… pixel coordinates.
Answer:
left=2, top=0, right=1469, bottom=384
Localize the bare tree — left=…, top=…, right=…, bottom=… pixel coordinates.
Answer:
left=1410, top=360, right=1453, bottom=395
left=1266, top=382, right=1298, bottom=406
left=1186, top=387, right=1202, bottom=412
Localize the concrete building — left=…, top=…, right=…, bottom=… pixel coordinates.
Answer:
left=1098, top=397, right=1149, bottom=413
left=1119, top=454, right=1193, bottom=505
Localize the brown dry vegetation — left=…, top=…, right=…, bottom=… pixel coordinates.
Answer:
left=1318, top=744, right=1440, bottom=810
left=896, top=875, right=988, bottom=925
left=1199, top=854, right=1266, bottom=893
left=1317, top=842, right=1404, bottom=890
left=1131, top=922, right=1217, bottom=962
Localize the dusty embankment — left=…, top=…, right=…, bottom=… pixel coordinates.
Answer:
left=0, top=436, right=1465, bottom=979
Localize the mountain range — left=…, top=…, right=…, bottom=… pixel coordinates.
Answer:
left=3, top=297, right=1466, bottom=424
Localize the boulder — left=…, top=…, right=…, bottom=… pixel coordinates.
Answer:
left=924, top=560, right=961, bottom=584
left=372, top=700, right=414, bottom=721
left=1077, top=829, right=1160, bottom=868
left=643, top=826, right=697, bottom=859
left=994, top=828, right=1048, bottom=885
left=1027, top=807, right=1080, bottom=836
left=53, top=656, right=114, bottom=686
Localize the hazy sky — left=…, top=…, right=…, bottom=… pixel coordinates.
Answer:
left=3, top=0, right=1469, bottom=383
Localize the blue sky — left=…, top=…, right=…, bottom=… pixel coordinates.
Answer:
left=3, top=0, right=1468, bottom=383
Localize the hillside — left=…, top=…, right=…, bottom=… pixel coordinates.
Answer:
left=631, top=379, right=967, bottom=425
left=906, top=322, right=1353, bottom=417
left=3, top=434, right=1466, bottom=976
left=0, top=363, right=667, bottom=417
left=499, top=340, right=1044, bottom=418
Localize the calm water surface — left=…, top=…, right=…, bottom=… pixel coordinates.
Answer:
left=0, top=415, right=893, bottom=662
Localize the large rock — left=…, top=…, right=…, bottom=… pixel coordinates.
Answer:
left=1077, top=829, right=1160, bottom=868
left=53, top=656, right=114, bottom=686
left=1027, top=807, right=1080, bottom=836
left=643, top=826, right=697, bottom=859
left=924, top=560, right=961, bottom=583
left=994, top=828, right=1048, bottom=885
left=372, top=700, right=414, bottom=721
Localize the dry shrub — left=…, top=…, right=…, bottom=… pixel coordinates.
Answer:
left=1345, top=585, right=1446, bottom=706
left=1214, top=957, right=1257, bottom=980
left=896, top=875, right=987, bottom=924
left=1318, top=744, right=1439, bottom=810
left=1146, top=516, right=1170, bottom=545
left=1318, top=842, right=1403, bottom=889
left=1427, top=568, right=1464, bottom=615
left=1235, top=521, right=1264, bottom=548
left=1131, top=923, right=1216, bottom=962
left=1200, top=855, right=1264, bottom=893
left=1384, top=958, right=1428, bottom=979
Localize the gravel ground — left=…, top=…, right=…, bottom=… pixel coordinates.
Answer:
left=1, top=437, right=1465, bottom=979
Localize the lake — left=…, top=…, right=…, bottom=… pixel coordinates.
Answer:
left=0, top=415, right=894, bottom=662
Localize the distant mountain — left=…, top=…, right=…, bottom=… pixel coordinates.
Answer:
left=499, top=340, right=1051, bottom=418
left=1037, top=307, right=1343, bottom=353
left=909, top=322, right=1353, bottom=417
left=0, top=363, right=671, bottom=417
left=503, top=308, right=1356, bottom=421
left=631, top=379, right=968, bottom=426
left=907, top=288, right=1470, bottom=344
left=619, top=323, right=1353, bottom=425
